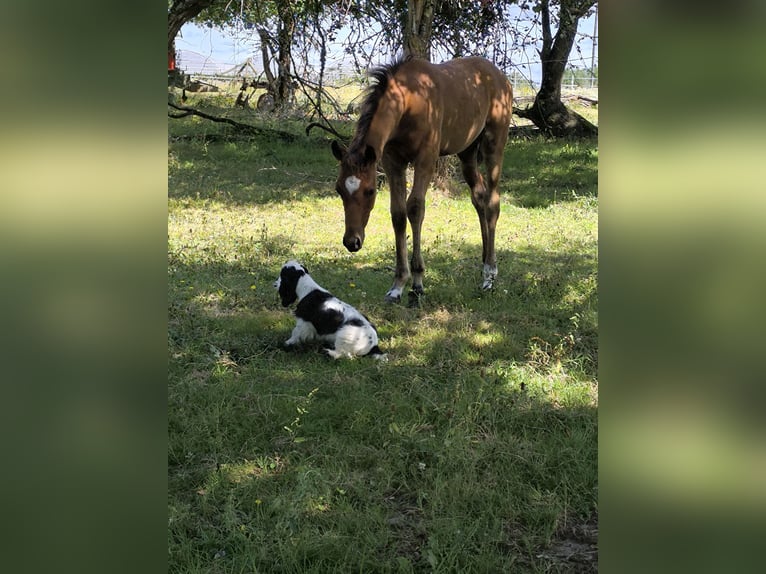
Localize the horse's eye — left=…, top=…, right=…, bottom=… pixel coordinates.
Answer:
left=364, top=188, right=376, bottom=198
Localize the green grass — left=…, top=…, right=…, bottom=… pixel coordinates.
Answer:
left=168, top=105, right=598, bottom=572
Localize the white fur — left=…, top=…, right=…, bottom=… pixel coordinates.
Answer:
left=284, top=318, right=318, bottom=346
left=482, top=263, right=498, bottom=290
left=385, top=285, right=404, bottom=301
left=324, top=323, right=376, bottom=359
left=276, top=261, right=386, bottom=360
left=345, top=175, right=361, bottom=195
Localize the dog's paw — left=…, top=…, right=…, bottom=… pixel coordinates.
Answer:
left=322, top=348, right=344, bottom=360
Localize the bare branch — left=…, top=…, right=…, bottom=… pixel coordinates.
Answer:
left=167, top=102, right=296, bottom=141
left=305, top=121, right=347, bottom=141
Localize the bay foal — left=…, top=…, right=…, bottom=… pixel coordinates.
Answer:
left=331, top=56, right=513, bottom=303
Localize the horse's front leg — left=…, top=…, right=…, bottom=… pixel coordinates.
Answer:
left=383, top=162, right=409, bottom=303
left=406, top=157, right=436, bottom=305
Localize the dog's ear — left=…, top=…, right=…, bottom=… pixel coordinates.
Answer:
left=300, top=263, right=309, bottom=275
left=277, top=266, right=302, bottom=307
left=279, top=280, right=297, bottom=307
left=280, top=291, right=297, bottom=307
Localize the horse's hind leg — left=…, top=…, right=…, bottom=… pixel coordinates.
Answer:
left=459, top=136, right=495, bottom=289
left=478, top=124, right=508, bottom=290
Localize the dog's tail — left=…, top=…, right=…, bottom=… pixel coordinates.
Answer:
left=366, top=345, right=387, bottom=361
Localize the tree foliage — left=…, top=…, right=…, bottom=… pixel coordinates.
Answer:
left=168, top=1, right=598, bottom=136
left=168, top=0, right=216, bottom=54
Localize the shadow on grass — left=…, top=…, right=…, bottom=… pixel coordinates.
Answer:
left=168, top=133, right=341, bottom=206
left=505, top=135, right=598, bottom=208
left=168, top=240, right=597, bottom=572
left=168, top=102, right=598, bottom=572
left=168, top=133, right=598, bottom=210
left=169, top=240, right=596, bottom=379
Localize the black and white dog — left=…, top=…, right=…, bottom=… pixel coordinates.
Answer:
left=274, top=260, right=386, bottom=360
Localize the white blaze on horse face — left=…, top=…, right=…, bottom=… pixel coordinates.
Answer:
left=345, top=175, right=361, bottom=195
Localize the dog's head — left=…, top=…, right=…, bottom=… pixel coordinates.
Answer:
left=274, top=260, right=309, bottom=307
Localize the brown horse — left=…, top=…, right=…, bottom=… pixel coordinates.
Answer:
left=331, top=56, right=513, bottom=304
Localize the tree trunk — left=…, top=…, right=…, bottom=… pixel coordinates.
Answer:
left=515, top=99, right=597, bottom=138
left=517, top=0, right=598, bottom=137
left=257, top=28, right=277, bottom=89
left=274, top=0, right=296, bottom=109
left=403, top=0, right=435, bottom=60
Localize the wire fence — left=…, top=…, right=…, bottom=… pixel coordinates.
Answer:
left=176, top=53, right=597, bottom=93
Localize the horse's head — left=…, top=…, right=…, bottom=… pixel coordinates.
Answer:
left=331, top=140, right=378, bottom=252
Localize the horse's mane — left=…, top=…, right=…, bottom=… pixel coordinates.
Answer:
left=349, top=56, right=411, bottom=156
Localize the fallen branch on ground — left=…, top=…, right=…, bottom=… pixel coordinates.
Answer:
left=167, top=102, right=296, bottom=141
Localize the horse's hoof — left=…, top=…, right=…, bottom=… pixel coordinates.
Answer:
left=482, top=264, right=497, bottom=291
left=385, top=286, right=404, bottom=303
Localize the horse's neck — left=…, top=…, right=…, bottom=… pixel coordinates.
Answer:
left=363, top=89, right=403, bottom=159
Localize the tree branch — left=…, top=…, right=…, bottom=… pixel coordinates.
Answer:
left=167, top=102, right=296, bottom=141
left=257, top=28, right=277, bottom=88
left=539, top=0, right=552, bottom=62
left=305, top=121, right=347, bottom=141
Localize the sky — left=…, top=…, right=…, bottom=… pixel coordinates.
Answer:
left=173, top=7, right=598, bottom=86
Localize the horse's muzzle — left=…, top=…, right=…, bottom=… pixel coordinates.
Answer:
left=343, top=235, right=363, bottom=252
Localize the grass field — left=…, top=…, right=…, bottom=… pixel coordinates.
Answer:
left=168, top=94, right=598, bottom=572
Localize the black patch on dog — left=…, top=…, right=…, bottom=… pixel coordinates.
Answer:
left=295, top=291, right=344, bottom=335
left=366, top=344, right=384, bottom=357
left=278, top=264, right=308, bottom=307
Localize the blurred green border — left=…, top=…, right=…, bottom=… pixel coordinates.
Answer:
left=3, top=1, right=765, bottom=572
left=0, top=3, right=168, bottom=574
left=600, top=3, right=766, bottom=572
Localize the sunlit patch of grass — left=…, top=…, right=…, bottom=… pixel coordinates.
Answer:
left=217, top=456, right=287, bottom=485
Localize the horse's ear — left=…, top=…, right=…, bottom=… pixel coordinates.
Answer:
left=331, top=140, right=346, bottom=161
left=363, top=144, right=376, bottom=165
